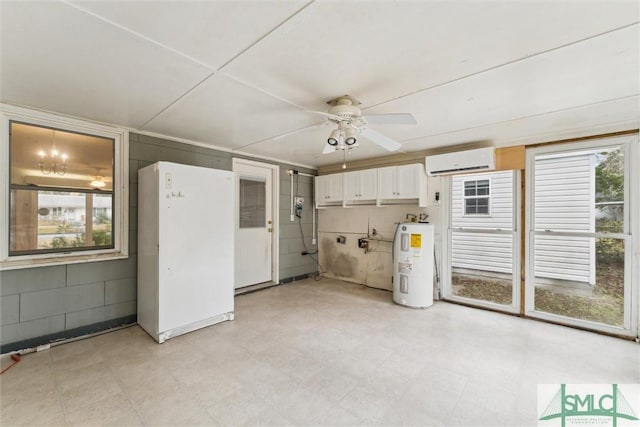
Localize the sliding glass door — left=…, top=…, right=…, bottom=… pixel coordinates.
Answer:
left=525, top=135, right=638, bottom=335
left=443, top=170, right=521, bottom=313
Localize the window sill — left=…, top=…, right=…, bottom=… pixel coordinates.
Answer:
left=0, top=250, right=129, bottom=271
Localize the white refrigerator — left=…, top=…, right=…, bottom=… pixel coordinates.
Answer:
left=137, top=162, right=234, bottom=343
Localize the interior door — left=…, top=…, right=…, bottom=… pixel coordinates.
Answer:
left=233, top=160, right=274, bottom=289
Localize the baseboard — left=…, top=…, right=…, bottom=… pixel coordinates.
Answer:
left=1, top=314, right=137, bottom=355
left=279, top=273, right=313, bottom=284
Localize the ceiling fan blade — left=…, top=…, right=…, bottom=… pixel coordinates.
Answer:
left=305, top=109, right=343, bottom=122
left=362, top=113, right=417, bottom=125
left=322, top=144, right=336, bottom=154
left=359, top=127, right=402, bottom=151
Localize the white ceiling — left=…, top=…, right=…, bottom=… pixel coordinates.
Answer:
left=1, top=1, right=638, bottom=169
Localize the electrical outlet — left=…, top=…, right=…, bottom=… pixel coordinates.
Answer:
left=336, top=235, right=346, bottom=244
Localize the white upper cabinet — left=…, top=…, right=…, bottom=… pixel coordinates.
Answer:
left=396, top=164, right=422, bottom=198
left=377, top=164, right=427, bottom=206
left=377, top=166, right=397, bottom=199
left=315, top=174, right=343, bottom=207
left=315, top=163, right=426, bottom=208
left=343, top=169, right=378, bottom=205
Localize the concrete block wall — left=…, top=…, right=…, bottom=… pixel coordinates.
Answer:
left=0, top=257, right=137, bottom=352
left=0, top=132, right=316, bottom=352
left=279, top=171, right=318, bottom=281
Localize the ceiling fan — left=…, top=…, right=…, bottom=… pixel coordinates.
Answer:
left=306, top=95, right=417, bottom=155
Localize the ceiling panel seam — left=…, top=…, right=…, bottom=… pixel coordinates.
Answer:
left=138, top=69, right=313, bottom=134
left=61, top=0, right=217, bottom=70
left=63, top=0, right=318, bottom=132
left=135, top=129, right=317, bottom=171
left=400, top=94, right=640, bottom=146
left=137, top=72, right=217, bottom=130
left=209, top=0, right=319, bottom=112
left=219, top=72, right=309, bottom=111
left=362, top=22, right=640, bottom=112
left=234, top=121, right=328, bottom=150
left=215, top=0, right=316, bottom=73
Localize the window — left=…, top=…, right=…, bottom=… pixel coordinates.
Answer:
left=463, top=179, right=490, bottom=215
left=238, top=178, right=266, bottom=228
left=1, top=105, right=128, bottom=269
left=525, top=135, right=638, bottom=336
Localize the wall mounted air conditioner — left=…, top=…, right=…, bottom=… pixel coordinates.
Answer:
left=425, top=147, right=496, bottom=176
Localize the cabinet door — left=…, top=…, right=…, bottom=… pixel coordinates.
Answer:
left=377, top=166, right=397, bottom=198
left=327, top=173, right=343, bottom=201
left=314, top=176, right=327, bottom=202
left=396, top=164, right=421, bottom=198
left=359, top=169, right=378, bottom=199
left=343, top=171, right=360, bottom=200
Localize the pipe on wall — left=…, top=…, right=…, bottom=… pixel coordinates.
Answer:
left=288, top=169, right=316, bottom=244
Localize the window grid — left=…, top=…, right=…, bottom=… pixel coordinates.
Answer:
left=463, top=179, right=490, bottom=215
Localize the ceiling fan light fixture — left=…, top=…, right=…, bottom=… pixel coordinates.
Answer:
left=344, top=127, right=357, bottom=146
left=327, top=128, right=341, bottom=146
left=315, top=95, right=415, bottom=156
left=91, top=176, right=106, bottom=188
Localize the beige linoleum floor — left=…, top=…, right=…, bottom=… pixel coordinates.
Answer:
left=1, top=278, right=638, bottom=426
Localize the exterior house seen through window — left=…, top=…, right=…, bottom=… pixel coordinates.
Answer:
left=8, top=121, right=115, bottom=255
left=464, top=179, right=490, bottom=215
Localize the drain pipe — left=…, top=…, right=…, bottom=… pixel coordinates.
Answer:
left=434, top=247, right=442, bottom=299
left=288, top=169, right=317, bottom=245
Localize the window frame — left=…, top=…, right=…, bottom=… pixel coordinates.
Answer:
left=524, top=134, right=638, bottom=337
left=462, top=177, right=492, bottom=216
left=1, top=104, right=128, bottom=270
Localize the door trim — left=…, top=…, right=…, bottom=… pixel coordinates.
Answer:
left=232, top=158, right=279, bottom=286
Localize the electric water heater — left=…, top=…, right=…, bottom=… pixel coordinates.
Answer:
left=392, top=222, right=435, bottom=308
